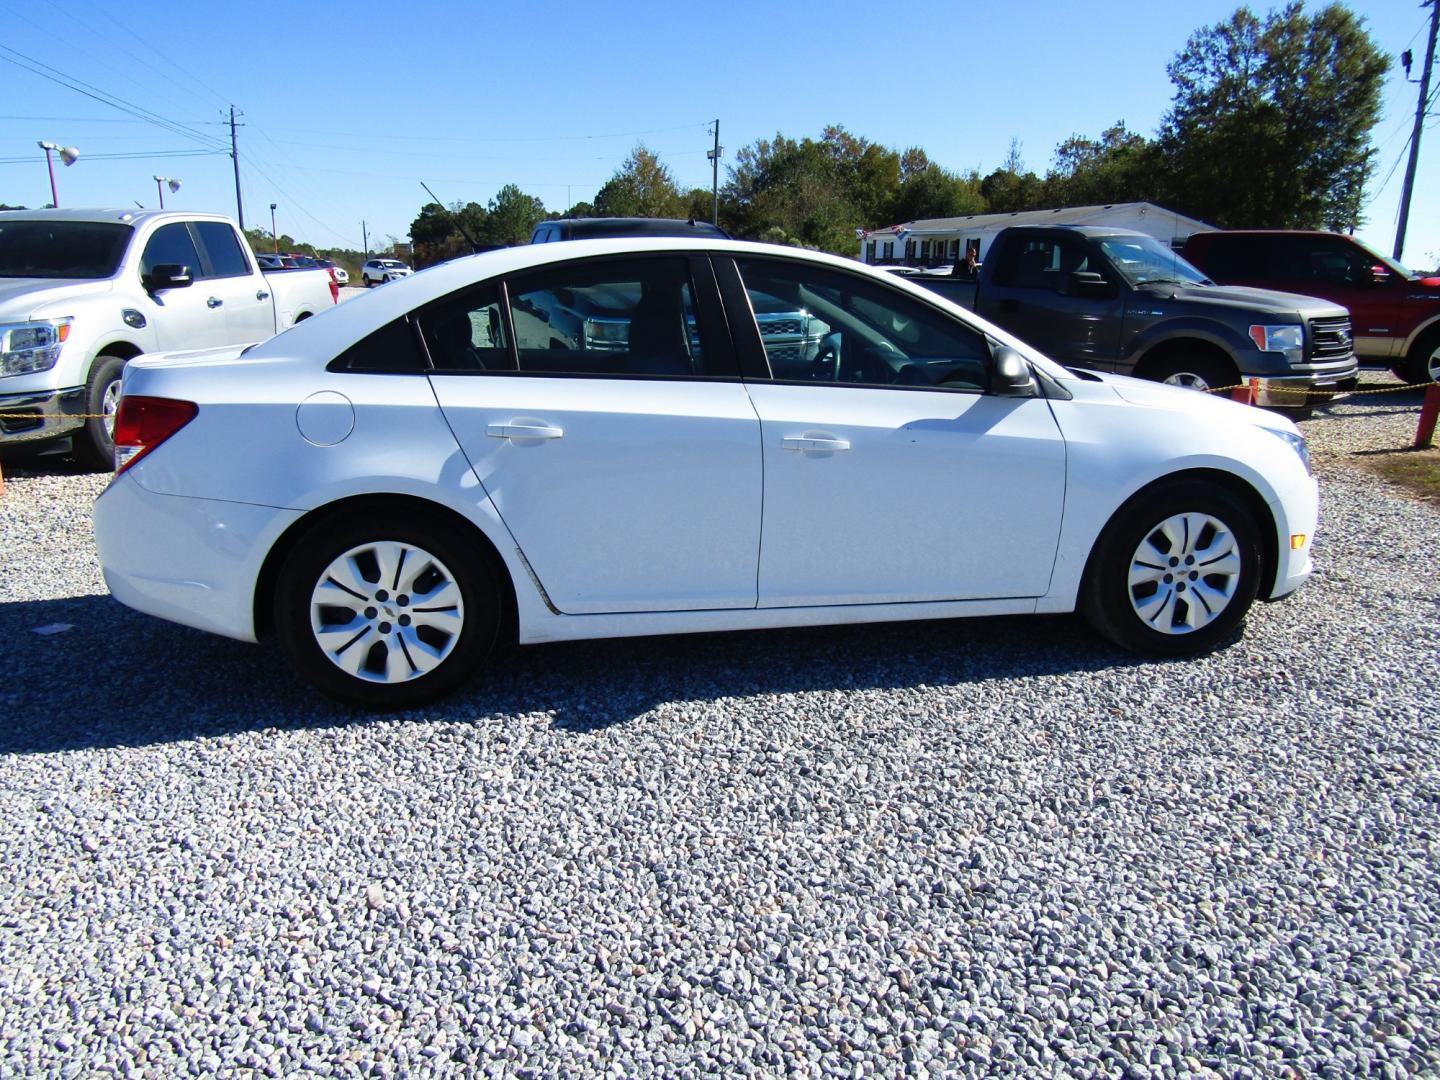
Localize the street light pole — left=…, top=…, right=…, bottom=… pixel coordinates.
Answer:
left=153, top=176, right=181, bottom=209
left=36, top=141, right=79, bottom=207
left=270, top=203, right=279, bottom=254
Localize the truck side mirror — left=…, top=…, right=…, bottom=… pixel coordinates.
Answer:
left=1369, top=265, right=1392, bottom=286
left=146, top=264, right=193, bottom=292
left=990, top=346, right=1037, bottom=397
left=1068, top=270, right=1116, bottom=299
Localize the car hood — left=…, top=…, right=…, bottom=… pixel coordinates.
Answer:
left=1135, top=281, right=1348, bottom=319
left=1073, top=368, right=1298, bottom=434
left=0, top=277, right=114, bottom=320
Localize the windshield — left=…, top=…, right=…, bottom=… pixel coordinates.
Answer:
left=0, top=220, right=133, bottom=279
left=1098, top=236, right=1210, bottom=287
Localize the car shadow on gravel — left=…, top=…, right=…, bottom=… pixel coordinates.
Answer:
left=0, top=593, right=1148, bottom=753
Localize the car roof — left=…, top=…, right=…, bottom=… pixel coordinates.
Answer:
left=543, top=217, right=730, bottom=240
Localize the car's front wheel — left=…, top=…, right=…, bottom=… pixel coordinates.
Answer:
left=274, top=510, right=500, bottom=707
left=1081, top=482, right=1262, bottom=656
left=74, top=354, right=126, bottom=471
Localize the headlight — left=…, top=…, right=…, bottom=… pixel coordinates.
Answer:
left=1, top=318, right=72, bottom=377
left=1268, top=427, right=1311, bottom=475
left=1248, top=324, right=1304, bottom=352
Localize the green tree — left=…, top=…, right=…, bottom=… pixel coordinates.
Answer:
left=1159, top=2, right=1388, bottom=229
left=479, top=185, right=546, bottom=247
left=594, top=145, right=685, bottom=218
left=410, top=201, right=488, bottom=267
left=1044, top=122, right=1163, bottom=207
left=979, top=139, right=1045, bottom=213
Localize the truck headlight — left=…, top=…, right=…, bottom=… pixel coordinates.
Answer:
left=1, top=319, right=72, bottom=376
left=1248, top=324, right=1303, bottom=352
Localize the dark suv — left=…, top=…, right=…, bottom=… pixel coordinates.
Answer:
left=530, top=218, right=730, bottom=244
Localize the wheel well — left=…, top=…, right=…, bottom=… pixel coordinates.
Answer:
left=1082, top=468, right=1280, bottom=599
left=96, top=341, right=144, bottom=364
left=252, top=494, right=518, bottom=641
left=1133, top=339, right=1238, bottom=384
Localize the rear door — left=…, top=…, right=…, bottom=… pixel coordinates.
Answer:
left=424, top=254, right=763, bottom=614
left=192, top=220, right=275, bottom=344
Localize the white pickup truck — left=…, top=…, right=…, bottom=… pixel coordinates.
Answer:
left=0, top=208, right=338, bottom=468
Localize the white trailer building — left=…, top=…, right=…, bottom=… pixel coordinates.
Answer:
left=860, top=202, right=1215, bottom=268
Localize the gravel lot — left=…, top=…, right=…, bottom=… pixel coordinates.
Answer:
left=1, top=374, right=1437, bottom=1078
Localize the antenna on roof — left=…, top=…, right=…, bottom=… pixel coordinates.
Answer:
left=420, top=181, right=481, bottom=255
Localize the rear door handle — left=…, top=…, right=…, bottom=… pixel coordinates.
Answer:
left=487, top=422, right=564, bottom=441
left=206, top=296, right=223, bottom=309
left=256, top=290, right=270, bottom=301
left=782, top=435, right=850, bottom=452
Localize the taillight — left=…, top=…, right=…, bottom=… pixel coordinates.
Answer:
left=112, top=396, right=198, bottom=474
left=328, top=268, right=339, bottom=303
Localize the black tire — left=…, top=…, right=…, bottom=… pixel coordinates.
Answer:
left=1399, top=330, right=1440, bottom=385
left=74, top=354, right=126, bottom=472
left=273, top=509, right=500, bottom=707
left=1146, top=353, right=1235, bottom=394
left=1081, top=481, right=1263, bottom=656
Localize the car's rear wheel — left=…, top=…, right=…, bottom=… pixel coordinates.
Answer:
left=274, top=510, right=500, bottom=707
left=1399, top=330, right=1440, bottom=385
left=74, top=354, right=125, bottom=472
left=1082, top=482, right=1262, bottom=656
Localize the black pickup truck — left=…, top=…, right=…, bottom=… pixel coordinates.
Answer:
left=907, top=225, right=1358, bottom=405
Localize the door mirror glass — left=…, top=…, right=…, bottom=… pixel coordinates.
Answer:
left=146, top=263, right=192, bottom=291
left=990, top=346, right=1037, bottom=396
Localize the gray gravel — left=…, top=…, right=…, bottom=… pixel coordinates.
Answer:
left=1, top=375, right=1437, bottom=1078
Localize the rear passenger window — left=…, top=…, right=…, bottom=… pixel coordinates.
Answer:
left=194, top=221, right=251, bottom=278
left=505, top=258, right=713, bottom=377
left=328, top=317, right=427, bottom=373
left=419, top=285, right=513, bottom=372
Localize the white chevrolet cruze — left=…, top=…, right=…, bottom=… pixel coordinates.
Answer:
left=93, top=239, right=1318, bottom=707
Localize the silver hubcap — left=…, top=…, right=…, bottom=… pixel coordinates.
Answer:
left=101, top=379, right=122, bottom=439
left=1127, top=512, right=1243, bottom=634
left=1162, top=371, right=1212, bottom=392
left=1426, top=344, right=1440, bottom=382
left=309, top=540, right=464, bottom=684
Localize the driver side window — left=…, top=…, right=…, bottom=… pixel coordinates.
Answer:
left=734, top=258, right=991, bottom=391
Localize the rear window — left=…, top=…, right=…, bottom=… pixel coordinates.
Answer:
left=0, top=220, right=133, bottom=279
left=328, top=317, right=427, bottom=373
left=1193, top=235, right=1272, bottom=281
left=194, top=221, right=252, bottom=278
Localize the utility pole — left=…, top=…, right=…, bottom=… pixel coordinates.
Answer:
left=361, top=220, right=369, bottom=259
left=228, top=105, right=245, bottom=231
left=1394, top=0, right=1437, bottom=261
left=707, top=120, right=723, bottom=226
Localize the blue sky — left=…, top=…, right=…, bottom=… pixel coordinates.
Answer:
left=1, top=0, right=1435, bottom=268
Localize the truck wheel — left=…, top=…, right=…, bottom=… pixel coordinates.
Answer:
left=1149, top=354, right=1232, bottom=393
left=74, top=354, right=126, bottom=472
left=1081, top=481, right=1262, bottom=656
left=1400, top=330, right=1440, bottom=385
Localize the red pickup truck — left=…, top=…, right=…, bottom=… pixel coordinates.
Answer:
left=1182, top=230, right=1440, bottom=384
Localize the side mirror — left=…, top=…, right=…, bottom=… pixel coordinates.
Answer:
left=146, top=263, right=192, bottom=291
left=990, top=346, right=1037, bottom=396
left=1369, top=265, right=1392, bottom=286
left=1068, top=270, right=1116, bottom=298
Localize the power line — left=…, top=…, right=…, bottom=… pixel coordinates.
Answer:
left=252, top=120, right=713, bottom=145
left=0, top=45, right=228, bottom=150
left=0, top=148, right=224, bottom=164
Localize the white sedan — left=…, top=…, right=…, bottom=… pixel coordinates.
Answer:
left=93, top=238, right=1318, bottom=707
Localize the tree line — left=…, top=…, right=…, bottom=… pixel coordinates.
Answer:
left=406, top=2, right=1387, bottom=266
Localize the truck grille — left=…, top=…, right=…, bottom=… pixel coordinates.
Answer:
left=1309, top=316, right=1353, bottom=362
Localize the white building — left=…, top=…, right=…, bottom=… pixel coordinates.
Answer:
left=860, top=202, right=1215, bottom=268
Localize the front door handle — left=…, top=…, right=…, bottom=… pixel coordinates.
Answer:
left=782, top=435, right=850, bottom=453
left=487, top=422, right=564, bottom=441
left=206, top=296, right=223, bottom=309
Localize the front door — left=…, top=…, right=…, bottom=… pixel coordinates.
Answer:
left=727, top=256, right=1067, bottom=607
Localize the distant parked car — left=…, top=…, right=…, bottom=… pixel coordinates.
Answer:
left=316, top=258, right=349, bottom=286
left=531, top=218, right=730, bottom=244
left=362, top=258, right=412, bottom=286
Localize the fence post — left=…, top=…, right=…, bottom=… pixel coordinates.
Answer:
left=1416, top=384, right=1440, bottom=449
left=1230, top=382, right=1253, bottom=405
